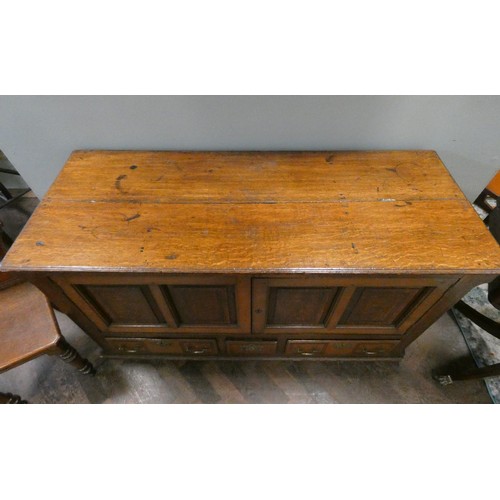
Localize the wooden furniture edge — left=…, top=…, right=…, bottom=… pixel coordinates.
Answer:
left=15, top=271, right=495, bottom=360
left=393, top=274, right=493, bottom=355
left=26, top=274, right=108, bottom=350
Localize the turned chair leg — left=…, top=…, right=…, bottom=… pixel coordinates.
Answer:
left=0, top=339, right=95, bottom=404
left=0, top=392, right=28, bottom=404
left=50, top=337, right=96, bottom=376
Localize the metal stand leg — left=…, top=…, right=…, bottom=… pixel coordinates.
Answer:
left=0, top=392, right=28, bottom=403
left=455, top=300, right=500, bottom=340
left=433, top=362, right=500, bottom=385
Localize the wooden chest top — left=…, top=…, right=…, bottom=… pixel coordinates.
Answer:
left=3, top=150, right=500, bottom=274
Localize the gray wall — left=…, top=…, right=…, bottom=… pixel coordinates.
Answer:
left=0, top=96, right=499, bottom=200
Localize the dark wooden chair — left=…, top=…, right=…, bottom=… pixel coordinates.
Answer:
left=1, top=224, right=95, bottom=403
left=433, top=173, right=500, bottom=385
left=0, top=158, right=31, bottom=211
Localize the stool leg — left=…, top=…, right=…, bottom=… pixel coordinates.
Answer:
left=0, top=392, right=28, bottom=404
left=51, top=337, right=96, bottom=375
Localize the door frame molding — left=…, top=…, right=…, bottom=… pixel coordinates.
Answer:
left=252, top=276, right=454, bottom=335
left=52, top=273, right=251, bottom=335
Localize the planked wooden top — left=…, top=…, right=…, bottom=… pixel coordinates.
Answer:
left=45, top=150, right=463, bottom=204
left=2, top=150, right=500, bottom=274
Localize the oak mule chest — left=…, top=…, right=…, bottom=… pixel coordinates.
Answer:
left=2, top=150, right=500, bottom=361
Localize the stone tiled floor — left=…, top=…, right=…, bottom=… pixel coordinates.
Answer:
left=0, top=309, right=491, bottom=403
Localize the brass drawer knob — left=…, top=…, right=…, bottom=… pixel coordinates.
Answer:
left=118, top=345, right=139, bottom=353
left=241, top=344, right=262, bottom=352
left=362, top=349, right=385, bottom=355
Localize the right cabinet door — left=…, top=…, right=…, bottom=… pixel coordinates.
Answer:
left=252, top=276, right=454, bottom=335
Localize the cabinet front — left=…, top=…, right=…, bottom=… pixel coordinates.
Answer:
left=54, top=274, right=454, bottom=340
left=252, top=276, right=453, bottom=335
left=54, top=275, right=251, bottom=335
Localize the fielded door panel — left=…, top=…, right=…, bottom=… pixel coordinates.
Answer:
left=54, top=275, right=251, bottom=334
left=159, top=277, right=251, bottom=332
left=252, top=277, right=453, bottom=335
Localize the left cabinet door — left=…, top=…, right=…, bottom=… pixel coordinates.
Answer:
left=53, top=274, right=251, bottom=335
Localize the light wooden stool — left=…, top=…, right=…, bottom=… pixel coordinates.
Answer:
left=0, top=282, right=96, bottom=403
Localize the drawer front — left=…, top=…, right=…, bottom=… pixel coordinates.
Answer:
left=106, top=338, right=218, bottom=356
left=286, top=340, right=398, bottom=358
left=285, top=341, right=329, bottom=357
left=106, top=338, right=150, bottom=354
left=325, top=340, right=399, bottom=357
left=226, top=341, right=278, bottom=356
left=178, top=340, right=218, bottom=356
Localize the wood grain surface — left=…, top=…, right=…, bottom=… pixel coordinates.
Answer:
left=45, top=150, right=463, bottom=203
left=3, top=198, right=499, bottom=273
left=2, top=150, right=500, bottom=275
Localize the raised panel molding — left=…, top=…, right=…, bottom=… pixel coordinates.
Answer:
left=252, top=277, right=451, bottom=335
left=338, top=287, right=428, bottom=327
left=77, top=284, right=164, bottom=326
left=267, top=287, right=339, bottom=326
left=53, top=274, right=251, bottom=335
left=162, top=285, right=237, bottom=326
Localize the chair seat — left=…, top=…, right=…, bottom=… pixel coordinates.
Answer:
left=0, top=282, right=60, bottom=372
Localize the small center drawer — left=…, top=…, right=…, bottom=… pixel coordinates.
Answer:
left=106, top=338, right=218, bottom=356
left=286, top=340, right=398, bottom=357
left=226, top=341, right=278, bottom=356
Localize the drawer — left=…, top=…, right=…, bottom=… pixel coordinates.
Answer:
left=285, top=341, right=328, bottom=357
left=286, top=340, right=398, bottom=357
left=106, top=338, right=149, bottom=354
left=106, top=338, right=218, bottom=356
left=226, top=341, right=278, bottom=356
left=147, top=339, right=218, bottom=355
left=326, top=340, right=398, bottom=357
